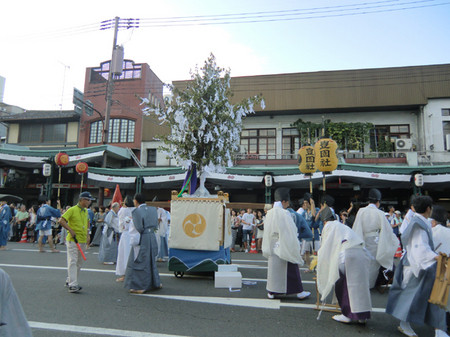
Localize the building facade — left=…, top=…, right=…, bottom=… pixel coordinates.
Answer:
left=79, top=59, right=169, bottom=161
left=171, top=63, right=450, bottom=167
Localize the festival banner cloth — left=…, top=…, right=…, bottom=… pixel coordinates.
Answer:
left=169, top=200, right=225, bottom=251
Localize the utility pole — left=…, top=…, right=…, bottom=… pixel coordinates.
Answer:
left=98, top=17, right=119, bottom=206
left=97, top=17, right=139, bottom=206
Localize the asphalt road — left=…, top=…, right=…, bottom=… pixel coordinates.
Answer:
left=0, top=242, right=436, bottom=337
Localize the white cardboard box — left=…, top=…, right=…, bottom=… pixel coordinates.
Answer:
left=218, top=264, right=238, bottom=272
left=214, top=271, right=242, bottom=288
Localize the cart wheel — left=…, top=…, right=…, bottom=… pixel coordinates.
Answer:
left=174, top=271, right=184, bottom=278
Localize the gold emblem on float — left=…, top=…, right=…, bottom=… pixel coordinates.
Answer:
left=182, top=213, right=207, bottom=238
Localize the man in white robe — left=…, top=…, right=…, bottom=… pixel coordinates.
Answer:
left=262, top=187, right=310, bottom=300
left=386, top=196, right=448, bottom=337
left=0, top=268, right=32, bottom=337
left=317, top=206, right=372, bottom=324
left=98, top=202, right=120, bottom=264
left=156, top=208, right=169, bottom=262
left=352, top=188, right=398, bottom=288
left=430, top=205, right=450, bottom=315
left=399, top=195, right=417, bottom=235
left=115, top=196, right=135, bottom=282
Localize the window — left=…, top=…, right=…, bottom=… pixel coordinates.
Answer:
left=89, top=119, right=135, bottom=144
left=443, top=122, right=450, bottom=150
left=282, top=128, right=300, bottom=159
left=370, top=124, right=410, bottom=152
left=20, top=123, right=66, bottom=143
left=90, top=60, right=142, bottom=83
left=240, top=128, right=276, bottom=159
left=442, top=109, right=450, bottom=117
left=89, top=121, right=103, bottom=144
left=147, top=149, right=157, bottom=166
left=44, top=124, right=66, bottom=142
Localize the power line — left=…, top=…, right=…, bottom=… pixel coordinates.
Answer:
left=8, top=0, right=450, bottom=41
left=137, top=0, right=450, bottom=27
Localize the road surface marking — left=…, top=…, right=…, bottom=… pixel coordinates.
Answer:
left=29, top=321, right=188, bottom=337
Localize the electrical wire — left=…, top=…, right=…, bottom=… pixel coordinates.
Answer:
left=7, top=0, right=450, bottom=41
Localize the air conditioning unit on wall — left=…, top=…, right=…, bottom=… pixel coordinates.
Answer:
left=395, top=138, right=413, bottom=151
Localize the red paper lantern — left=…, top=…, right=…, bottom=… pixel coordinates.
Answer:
left=55, top=152, right=69, bottom=166
left=75, top=162, right=88, bottom=174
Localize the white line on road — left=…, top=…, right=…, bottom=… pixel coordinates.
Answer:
left=29, top=321, right=188, bottom=337
left=135, top=294, right=387, bottom=313
left=137, top=294, right=281, bottom=309
left=0, top=264, right=315, bottom=284
left=2, top=264, right=385, bottom=313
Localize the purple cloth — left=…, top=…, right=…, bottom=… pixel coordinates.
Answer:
left=270, top=262, right=304, bottom=295
left=335, top=271, right=371, bottom=320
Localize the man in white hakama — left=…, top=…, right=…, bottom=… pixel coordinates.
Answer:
left=352, top=188, right=398, bottom=288
left=386, top=196, right=448, bottom=337
left=317, top=206, right=372, bottom=324
left=262, top=188, right=310, bottom=300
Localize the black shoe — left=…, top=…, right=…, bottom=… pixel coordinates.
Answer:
left=68, top=286, right=82, bottom=293
left=64, top=282, right=69, bottom=288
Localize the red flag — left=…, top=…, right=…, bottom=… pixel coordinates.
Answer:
left=111, top=184, right=123, bottom=207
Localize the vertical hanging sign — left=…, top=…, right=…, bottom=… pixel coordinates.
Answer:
left=314, top=138, right=338, bottom=192
left=298, top=145, right=316, bottom=193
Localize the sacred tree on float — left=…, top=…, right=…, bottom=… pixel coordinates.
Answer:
left=142, top=53, right=264, bottom=196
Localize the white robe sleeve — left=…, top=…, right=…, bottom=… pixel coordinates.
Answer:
left=407, top=226, right=437, bottom=277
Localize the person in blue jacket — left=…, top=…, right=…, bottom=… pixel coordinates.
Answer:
left=298, top=193, right=323, bottom=268
left=287, top=205, right=313, bottom=243
left=36, top=195, right=61, bottom=253
left=0, top=199, right=12, bottom=250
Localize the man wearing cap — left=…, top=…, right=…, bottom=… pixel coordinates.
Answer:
left=317, top=205, right=372, bottom=324
left=352, top=188, right=398, bottom=289
left=262, top=187, right=310, bottom=300
left=36, top=195, right=61, bottom=253
left=59, top=192, right=94, bottom=293
left=386, top=196, right=448, bottom=337
left=0, top=200, right=12, bottom=250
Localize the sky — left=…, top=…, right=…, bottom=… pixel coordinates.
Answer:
left=1, top=0, right=450, bottom=111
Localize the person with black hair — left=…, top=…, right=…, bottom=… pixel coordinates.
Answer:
left=352, top=189, right=398, bottom=289
left=36, top=195, right=61, bottom=253
left=262, top=187, right=310, bottom=300
left=298, top=193, right=319, bottom=267
left=387, top=196, right=448, bottom=337
left=124, top=193, right=162, bottom=293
